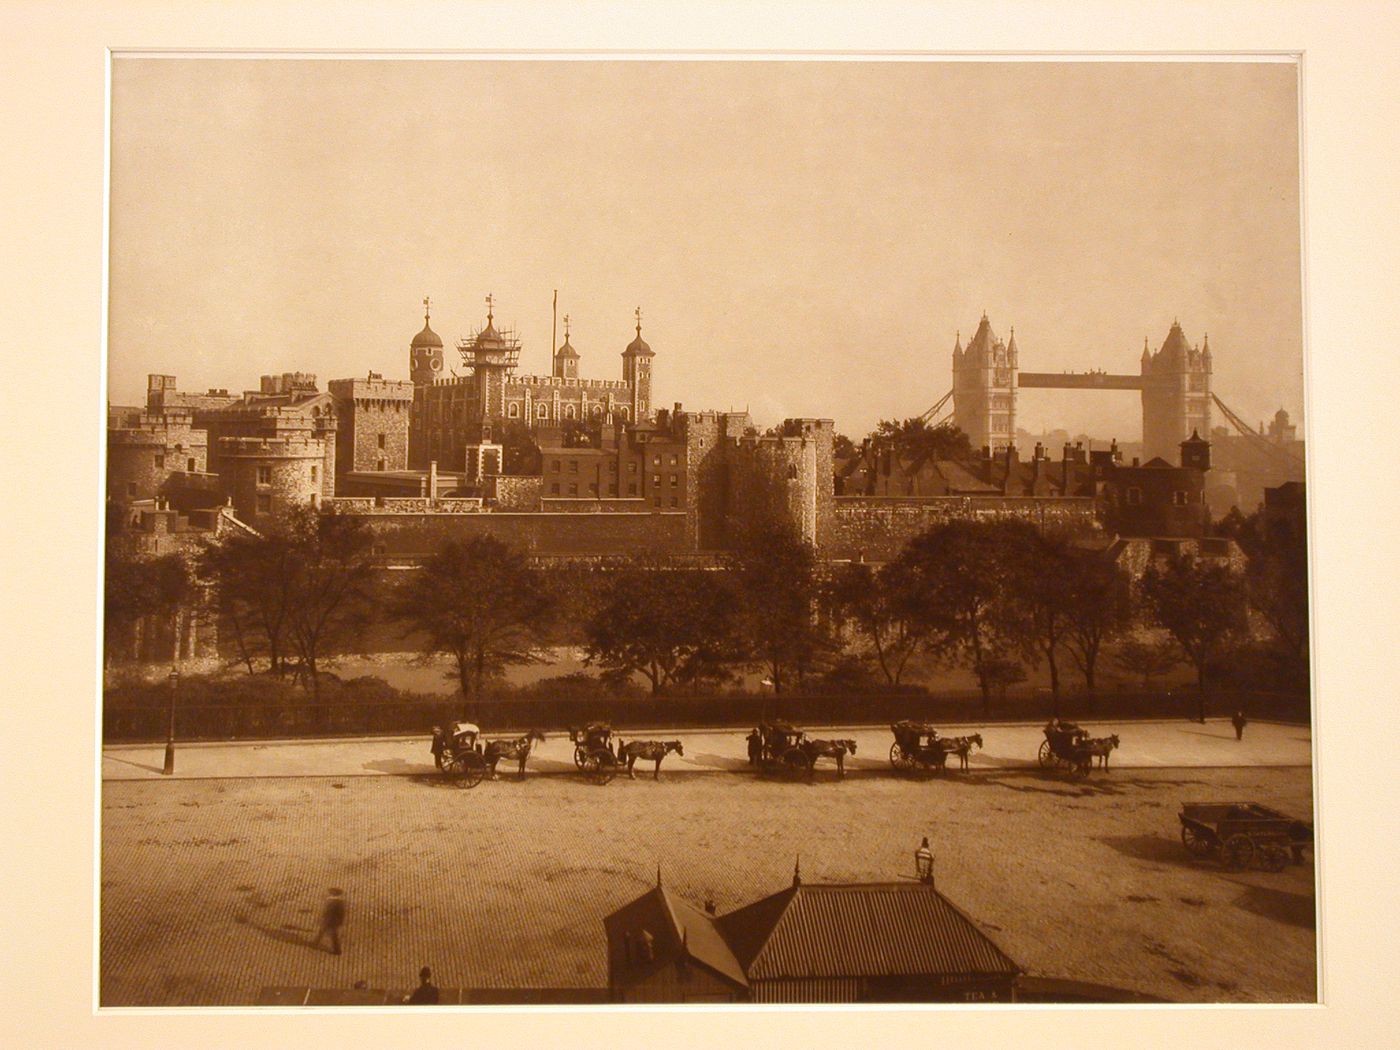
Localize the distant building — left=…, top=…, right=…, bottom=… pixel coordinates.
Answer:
left=605, top=865, right=1021, bottom=1004
left=408, top=299, right=651, bottom=474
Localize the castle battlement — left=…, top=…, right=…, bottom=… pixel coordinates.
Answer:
left=215, top=436, right=326, bottom=459
left=328, top=376, right=415, bottom=402
left=509, top=375, right=631, bottom=392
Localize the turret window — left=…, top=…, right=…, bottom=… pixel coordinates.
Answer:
left=257, top=466, right=272, bottom=485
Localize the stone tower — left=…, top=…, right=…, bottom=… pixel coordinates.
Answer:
left=461, top=296, right=521, bottom=422
left=553, top=315, right=580, bottom=380
left=410, top=298, right=444, bottom=386
left=621, top=307, right=655, bottom=422
left=1140, top=321, right=1212, bottom=461
left=952, top=313, right=1018, bottom=452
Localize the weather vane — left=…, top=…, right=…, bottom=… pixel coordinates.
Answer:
left=422, top=296, right=431, bottom=322
left=635, top=305, right=642, bottom=333
left=563, top=313, right=571, bottom=338
left=485, top=292, right=494, bottom=321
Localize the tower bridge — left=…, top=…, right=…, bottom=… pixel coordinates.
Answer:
left=940, top=314, right=1214, bottom=461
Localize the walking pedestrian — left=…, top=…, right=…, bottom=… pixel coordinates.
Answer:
left=314, top=887, right=347, bottom=955
left=1231, top=710, right=1247, bottom=741
left=404, top=965, right=440, bottom=1004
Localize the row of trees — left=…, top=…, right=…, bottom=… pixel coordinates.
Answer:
left=106, top=497, right=1304, bottom=721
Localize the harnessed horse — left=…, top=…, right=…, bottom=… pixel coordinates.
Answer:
left=483, top=729, right=547, bottom=779
left=939, top=733, right=983, bottom=771
left=615, top=739, right=684, bottom=780
left=802, top=738, right=858, bottom=777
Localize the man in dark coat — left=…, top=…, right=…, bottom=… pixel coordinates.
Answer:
left=1231, top=710, right=1248, bottom=741
left=405, top=966, right=440, bottom=1004
left=314, top=887, right=346, bottom=955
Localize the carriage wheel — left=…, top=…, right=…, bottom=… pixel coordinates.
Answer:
left=459, top=752, right=487, bottom=789
left=434, top=749, right=451, bottom=772
left=889, top=743, right=906, bottom=771
left=1180, top=825, right=1212, bottom=858
left=780, top=748, right=811, bottom=780
left=1037, top=740, right=1054, bottom=768
left=573, top=747, right=586, bottom=769
left=1221, top=835, right=1255, bottom=870
left=1260, top=843, right=1290, bottom=872
left=590, top=751, right=618, bottom=785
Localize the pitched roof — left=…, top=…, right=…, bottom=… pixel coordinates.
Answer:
left=930, top=459, right=999, bottom=494
left=718, top=882, right=1020, bottom=982
left=604, top=886, right=747, bottom=989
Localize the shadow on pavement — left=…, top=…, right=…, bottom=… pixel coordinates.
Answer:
left=361, top=758, right=437, bottom=775
left=103, top=754, right=167, bottom=775
left=685, top=752, right=750, bottom=771
left=1230, top=883, right=1316, bottom=930
left=1096, top=833, right=1200, bottom=869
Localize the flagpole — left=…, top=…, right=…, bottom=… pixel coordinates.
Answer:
left=552, top=289, right=558, bottom=358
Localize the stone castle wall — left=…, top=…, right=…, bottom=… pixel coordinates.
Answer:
left=217, top=437, right=327, bottom=527
left=829, top=495, right=1100, bottom=562
left=341, top=510, right=689, bottom=558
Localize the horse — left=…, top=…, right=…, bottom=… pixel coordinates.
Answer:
left=1077, top=734, right=1120, bottom=771
left=802, top=739, right=857, bottom=777
left=939, top=733, right=983, bottom=772
left=483, top=729, right=547, bottom=780
left=615, top=739, right=684, bottom=780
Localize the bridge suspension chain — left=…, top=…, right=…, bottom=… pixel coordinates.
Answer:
left=1210, top=394, right=1305, bottom=470
left=919, top=388, right=955, bottom=426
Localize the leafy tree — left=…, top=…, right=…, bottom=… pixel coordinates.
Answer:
left=200, top=526, right=299, bottom=675
left=868, top=417, right=973, bottom=462
left=728, top=520, right=835, bottom=695
left=827, top=561, right=935, bottom=685
left=1223, top=508, right=1309, bottom=668
left=104, top=542, right=197, bottom=667
left=392, top=535, right=551, bottom=717
left=832, top=433, right=858, bottom=459
left=1111, top=637, right=1184, bottom=690
left=1009, top=531, right=1077, bottom=714
left=1061, top=550, right=1134, bottom=701
left=280, top=508, right=377, bottom=704
left=1140, top=555, right=1250, bottom=721
left=981, top=657, right=1027, bottom=703
left=890, top=519, right=1037, bottom=712
left=583, top=559, right=737, bottom=695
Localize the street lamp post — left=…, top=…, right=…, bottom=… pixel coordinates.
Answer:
left=163, top=665, right=179, bottom=775
left=915, top=836, right=935, bottom=885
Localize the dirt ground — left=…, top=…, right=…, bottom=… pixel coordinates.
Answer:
left=100, top=766, right=1315, bottom=1006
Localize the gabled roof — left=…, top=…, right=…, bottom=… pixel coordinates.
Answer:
left=604, top=885, right=747, bottom=989
left=929, top=459, right=999, bottom=494
left=717, top=882, right=1020, bottom=982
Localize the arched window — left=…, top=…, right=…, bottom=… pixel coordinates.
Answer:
left=537, top=403, right=549, bottom=419
left=618, top=407, right=629, bottom=420
left=507, top=402, right=520, bottom=418
left=564, top=404, right=576, bottom=419
left=592, top=405, right=603, bottom=418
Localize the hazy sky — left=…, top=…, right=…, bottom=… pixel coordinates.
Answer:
left=109, top=59, right=1302, bottom=440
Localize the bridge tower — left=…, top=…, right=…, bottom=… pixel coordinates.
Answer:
left=1140, top=321, right=1212, bottom=460
left=951, top=313, right=1018, bottom=451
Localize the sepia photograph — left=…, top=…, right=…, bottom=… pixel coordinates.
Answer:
left=94, top=53, right=1319, bottom=1010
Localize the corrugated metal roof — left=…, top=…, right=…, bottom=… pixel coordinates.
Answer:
left=738, top=883, right=1020, bottom=981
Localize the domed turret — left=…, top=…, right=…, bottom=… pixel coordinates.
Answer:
left=410, top=297, right=444, bottom=385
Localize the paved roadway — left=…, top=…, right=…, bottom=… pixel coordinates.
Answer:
left=101, top=718, right=1311, bottom=780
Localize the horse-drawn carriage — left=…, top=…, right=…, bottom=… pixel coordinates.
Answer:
left=430, top=721, right=489, bottom=788
left=1179, top=802, right=1313, bottom=872
left=431, top=722, right=547, bottom=786
left=1038, top=720, right=1119, bottom=777
left=889, top=721, right=984, bottom=773
left=746, top=720, right=811, bottom=777
left=568, top=722, right=621, bottom=785
left=745, top=720, right=857, bottom=779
